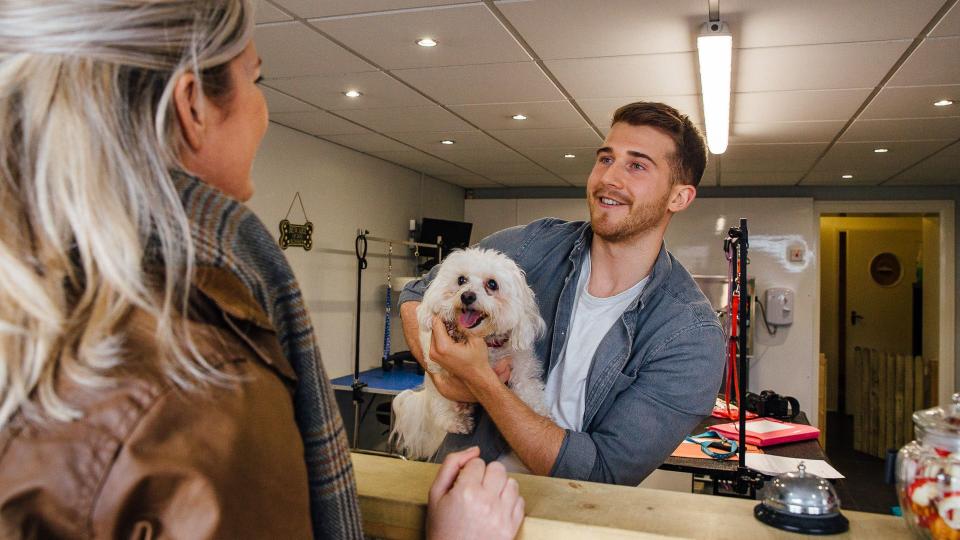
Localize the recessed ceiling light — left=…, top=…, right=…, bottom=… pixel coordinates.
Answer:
left=563, top=153, right=576, bottom=159
left=343, top=90, right=362, bottom=98
left=440, top=139, right=455, bottom=145
left=841, top=174, right=853, bottom=179
left=874, top=148, right=889, bottom=153
left=933, top=99, right=954, bottom=107
left=512, top=114, right=527, bottom=121
left=416, top=38, right=438, bottom=47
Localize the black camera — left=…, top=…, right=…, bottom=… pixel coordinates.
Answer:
left=745, top=390, right=800, bottom=421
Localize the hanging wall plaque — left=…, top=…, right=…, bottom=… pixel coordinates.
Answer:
left=278, top=192, right=313, bottom=251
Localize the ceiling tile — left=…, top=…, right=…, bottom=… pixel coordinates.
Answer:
left=447, top=101, right=588, bottom=131
left=931, top=1, right=960, bottom=38
left=886, top=142, right=960, bottom=184
left=488, top=127, right=603, bottom=148
left=322, top=132, right=413, bottom=153
left=393, top=62, right=564, bottom=105
left=254, top=0, right=293, bottom=23
left=735, top=40, right=910, bottom=93
left=385, top=131, right=513, bottom=154
left=521, top=148, right=597, bottom=176
left=889, top=37, right=960, bottom=87
left=255, top=22, right=374, bottom=78
left=434, top=173, right=504, bottom=188
left=861, top=85, right=960, bottom=119
left=842, top=117, right=960, bottom=142
left=370, top=149, right=469, bottom=175
left=261, top=86, right=315, bottom=113
left=269, top=111, right=369, bottom=135
left=719, top=171, right=805, bottom=186
left=546, top=53, right=698, bottom=99
left=313, top=5, right=530, bottom=69
left=812, top=140, right=954, bottom=173
left=801, top=170, right=889, bottom=186
left=268, top=72, right=432, bottom=110
left=562, top=174, right=588, bottom=186
left=495, top=0, right=704, bottom=59
left=730, top=121, right=845, bottom=144
left=275, top=0, right=469, bottom=18
left=337, top=105, right=472, bottom=132
left=492, top=175, right=571, bottom=187
left=698, top=160, right=719, bottom=187
left=420, top=144, right=530, bottom=167
left=720, top=143, right=827, bottom=172
left=726, top=0, right=944, bottom=48
left=577, top=96, right=703, bottom=128
left=463, top=160, right=550, bottom=176
left=733, top=89, right=870, bottom=122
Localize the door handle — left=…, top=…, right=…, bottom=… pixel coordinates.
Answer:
left=851, top=310, right=864, bottom=326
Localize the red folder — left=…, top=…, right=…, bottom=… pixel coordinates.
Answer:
left=710, top=418, right=820, bottom=447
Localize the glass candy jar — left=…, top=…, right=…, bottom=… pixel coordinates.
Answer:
left=897, top=393, right=960, bottom=539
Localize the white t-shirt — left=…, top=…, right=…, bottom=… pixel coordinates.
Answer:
left=497, top=251, right=648, bottom=472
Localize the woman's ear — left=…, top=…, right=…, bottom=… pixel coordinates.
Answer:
left=173, top=71, right=205, bottom=153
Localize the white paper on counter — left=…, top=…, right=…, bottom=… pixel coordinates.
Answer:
left=745, top=454, right=845, bottom=479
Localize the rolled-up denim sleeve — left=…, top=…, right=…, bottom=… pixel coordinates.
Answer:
left=549, top=323, right=725, bottom=486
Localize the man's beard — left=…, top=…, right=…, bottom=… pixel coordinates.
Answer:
left=588, top=187, right=671, bottom=243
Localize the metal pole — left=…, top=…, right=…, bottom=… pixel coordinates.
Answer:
left=738, top=218, right=749, bottom=473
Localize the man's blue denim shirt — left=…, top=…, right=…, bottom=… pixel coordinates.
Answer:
left=399, top=218, right=725, bottom=486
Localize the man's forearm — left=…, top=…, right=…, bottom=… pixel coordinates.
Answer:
left=463, top=369, right=565, bottom=476
left=400, top=301, right=425, bottom=366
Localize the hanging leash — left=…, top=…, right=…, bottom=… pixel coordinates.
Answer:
left=382, top=243, right=393, bottom=370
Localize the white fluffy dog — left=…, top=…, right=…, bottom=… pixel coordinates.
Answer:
left=391, top=247, right=548, bottom=460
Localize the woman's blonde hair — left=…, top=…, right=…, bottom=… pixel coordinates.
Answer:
left=0, top=0, right=254, bottom=428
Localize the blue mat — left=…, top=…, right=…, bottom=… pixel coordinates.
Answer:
left=330, top=362, right=424, bottom=394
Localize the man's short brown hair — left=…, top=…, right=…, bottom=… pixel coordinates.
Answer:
left=611, top=102, right=707, bottom=187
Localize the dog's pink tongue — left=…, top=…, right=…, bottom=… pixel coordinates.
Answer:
left=459, top=310, right=481, bottom=328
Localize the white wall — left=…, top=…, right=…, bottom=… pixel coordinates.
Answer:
left=248, top=123, right=464, bottom=378
left=465, top=197, right=821, bottom=425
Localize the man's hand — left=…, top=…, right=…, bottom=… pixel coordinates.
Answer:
left=427, top=447, right=525, bottom=540
left=429, top=317, right=495, bottom=383
left=433, top=356, right=512, bottom=402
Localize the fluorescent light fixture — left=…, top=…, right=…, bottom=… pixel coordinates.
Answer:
left=841, top=174, right=853, bottom=179
left=563, top=153, right=576, bottom=159
left=934, top=99, right=954, bottom=107
left=512, top=114, right=527, bottom=120
left=874, top=148, right=889, bottom=153
left=417, top=38, right=438, bottom=47
left=697, top=21, right=732, bottom=155
left=343, top=90, right=362, bottom=98
left=440, top=139, right=455, bottom=145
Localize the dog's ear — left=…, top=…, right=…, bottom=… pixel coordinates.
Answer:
left=510, top=274, right=546, bottom=352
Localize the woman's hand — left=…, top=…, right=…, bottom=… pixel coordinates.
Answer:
left=427, top=447, right=525, bottom=540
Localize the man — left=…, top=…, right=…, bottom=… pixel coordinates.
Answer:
left=398, top=102, right=725, bottom=486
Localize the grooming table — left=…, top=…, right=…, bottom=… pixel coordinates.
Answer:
left=331, top=361, right=424, bottom=396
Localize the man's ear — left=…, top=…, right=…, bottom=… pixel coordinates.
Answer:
left=667, top=184, right=697, bottom=214
left=173, top=71, right=205, bottom=153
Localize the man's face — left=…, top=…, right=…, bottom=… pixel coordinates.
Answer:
left=586, top=122, right=678, bottom=243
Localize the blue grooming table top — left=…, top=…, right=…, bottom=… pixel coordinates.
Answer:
left=330, top=362, right=424, bottom=396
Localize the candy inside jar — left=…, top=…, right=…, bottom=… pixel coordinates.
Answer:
left=897, top=393, right=960, bottom=539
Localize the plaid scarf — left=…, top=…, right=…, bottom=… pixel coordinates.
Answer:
left=174, top=173, right=362, bottom=539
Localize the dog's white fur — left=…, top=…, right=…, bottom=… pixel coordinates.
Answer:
left=391, top=247, right=548, bottom=460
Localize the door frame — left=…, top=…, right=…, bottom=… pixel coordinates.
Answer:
left=815, top=200, right=955, bottom=407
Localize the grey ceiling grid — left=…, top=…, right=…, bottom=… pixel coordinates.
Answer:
left=255, top=0, right=960, bottom=190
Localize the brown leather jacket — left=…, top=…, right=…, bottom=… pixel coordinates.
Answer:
left=0, top=275, right=313, bottom=539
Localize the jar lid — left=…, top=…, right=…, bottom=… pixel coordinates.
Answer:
left=758, top=463, right=841, bottom=517
left=913, top=393, right=960, bottom=443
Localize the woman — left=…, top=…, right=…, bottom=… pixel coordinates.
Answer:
left=0, top=1, right=523, bottom=538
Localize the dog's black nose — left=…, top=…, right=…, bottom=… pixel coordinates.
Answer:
left=461, top=291, right=476, bottom=305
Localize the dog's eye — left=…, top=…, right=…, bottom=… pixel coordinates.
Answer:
left=457, top=276, right=467, bottom=286
left=486, top=279, right=498, bottom=291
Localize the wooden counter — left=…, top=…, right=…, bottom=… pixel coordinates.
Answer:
left=352, top=453, right=907, bottom=539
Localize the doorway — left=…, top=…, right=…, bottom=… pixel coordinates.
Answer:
left=818, top=212, right=944, bottom=512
